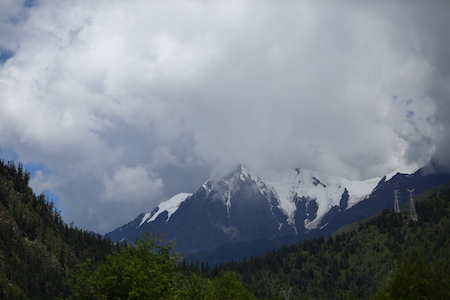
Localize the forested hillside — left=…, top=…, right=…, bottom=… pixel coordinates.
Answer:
left=0, top=160, right=256, bottom=300
left=0, top=160, right=118, bottom=299
left=2, top=158, right=449, bottom=299
left=204, top=187, right=450, bottom=299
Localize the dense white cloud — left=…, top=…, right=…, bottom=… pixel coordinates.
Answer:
left=0, top=0, right=448, bottom=233
left=102, top=165, right=164, bottom=204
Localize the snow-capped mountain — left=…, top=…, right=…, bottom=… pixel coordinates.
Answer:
left=143, top=165, right=378, bottom=232
left=105, top=163, right=450, bottom=257
left=258, top=167, right=380, bottom=230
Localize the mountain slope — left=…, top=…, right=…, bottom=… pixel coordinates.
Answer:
left=204, top=188, right=450, bottom=299
left=106, top=164, right=450, bottom=257
left=107, top=165, right=378, bottom=254
left=186, top=168, right=450, bottom=264
left=0, top=160, right=117, bottom=299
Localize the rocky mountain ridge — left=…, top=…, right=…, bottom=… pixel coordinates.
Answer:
left=106, top=163, right=450, bottom=257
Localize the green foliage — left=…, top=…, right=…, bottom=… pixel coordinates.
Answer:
left=212, top=272, right=255, bottom=300
left=208, top=188, right=450, bottom=299
left=0, top=160, right=117, bottom=299
left=0, top=159, right=255, bottom=299
left=3, top=157, right=449, bottom=299
left=68, top=235, right=179, bottom=299
left=68, top=234, right=256, bottom=299
left=372, top=255, right=450, bottom=300
left=177, top=271, right=255, bottom=300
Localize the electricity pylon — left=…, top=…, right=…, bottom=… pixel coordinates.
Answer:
left=407, top=189, right=418, bottom=221
left=393, top=190, right=401, bottom=213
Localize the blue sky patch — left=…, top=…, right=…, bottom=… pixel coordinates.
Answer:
left=0, top=49, right=14, bottom=65
left=0, top=147, right=61, bottom=207
left=24, top=0, right=38, bottom=8
left=406, top=110, right=415, bottom=118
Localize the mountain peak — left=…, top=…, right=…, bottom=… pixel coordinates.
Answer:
left=223, top=163, right=253, bottom=180
left=214, top=164, right=259, bottom=214
left=109, top=164, right=445, bottom=256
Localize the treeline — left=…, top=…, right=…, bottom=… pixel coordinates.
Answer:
left=0, top=160, right=30, bottom=196
left=0, top=160, right=119, bottom=299
left=199, top=188, right=450, bottom=299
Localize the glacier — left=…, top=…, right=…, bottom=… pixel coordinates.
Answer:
left=254, top=167, right=380, bottom=230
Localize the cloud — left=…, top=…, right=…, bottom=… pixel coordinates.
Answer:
left=102, top=165, right=164, bottom=204
left=0, top=0, right=448, bottom=233
left=29, top=170, right=60, bottom=193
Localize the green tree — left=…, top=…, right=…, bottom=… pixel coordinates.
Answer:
left=67, top=235, right=179, bottom=300
left=372, top=255, right=450, bottom=300
left=177, top=271, right=256, bottom=300
left=209, top=272, right=255, bottom=300
left=67, top=233, right=257, bottom=299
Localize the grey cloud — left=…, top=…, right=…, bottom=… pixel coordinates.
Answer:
left=0, top=0, right=448, bottom=233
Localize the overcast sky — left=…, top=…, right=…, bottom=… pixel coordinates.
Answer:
left=1, top=0, right=449, bottom=234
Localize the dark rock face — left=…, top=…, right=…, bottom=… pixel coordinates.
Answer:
left=339, top=189, right=349, bottom=210
left=116, top=167, right=294, bottom=255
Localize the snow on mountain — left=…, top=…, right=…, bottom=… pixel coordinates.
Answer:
left=138, top=193, right=192, bottom=227
left=214, top=164, right=265, bottom=215
left=106, top=161, right=450, bottom=259
left=109, top=164, right=381, bottom=251
left=138, top=213, right=152, bottom=228
left=139, top=165, right=380, bottom=231
left=259, top=167, right=381, bottom=230
left=343, top=177, right=382, bottom=208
